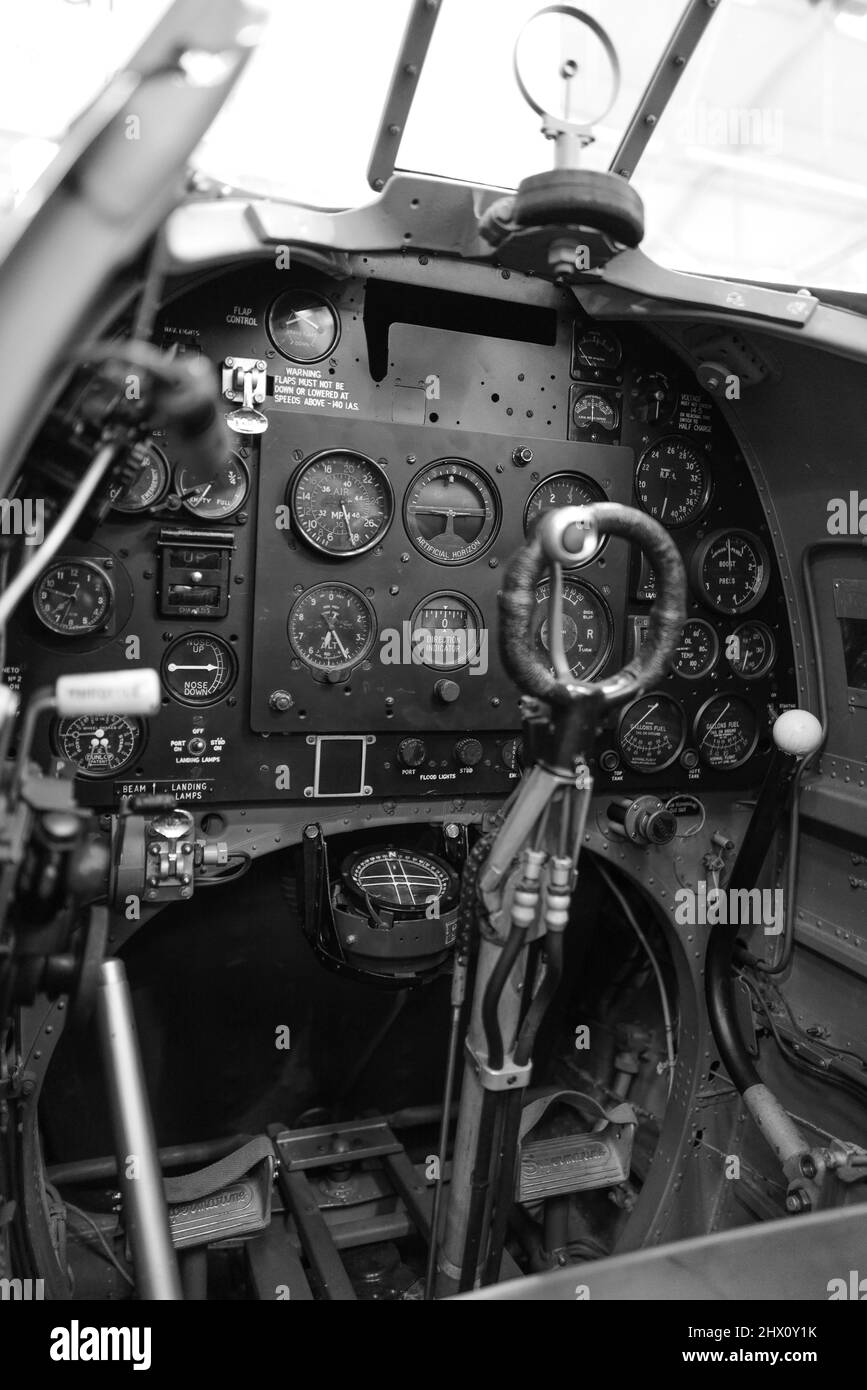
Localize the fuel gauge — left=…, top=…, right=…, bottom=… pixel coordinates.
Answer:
left=618, top=693, right=685, bottom=772
left=175, top=453, right=249, bottom=520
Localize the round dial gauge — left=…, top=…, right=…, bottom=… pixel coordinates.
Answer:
left=694, top=694, right=759, bottom=769
left=618, top=693, right=686, bottom=772
left=175, top=453, right=249, bottom=520
left=525, top=474, right=606, bottom=563
left=572, top=391, right=619, bottom=432
left=409, top=593, right=484, bottom=670
left=290, top=450, right=393, bottom=556
left=532, top=579, right=613, bottom=681
left=343, top=848, right=458, bottom=915
left=692, top=530, right=770, bottom=615
left=573, top=327, right=621, bottom=372
left=672, top=618, right=719, bottom=680
left=266, top=289, right=340, bottom=362
left=55, top=714, right=144, bottom=778
left=33, top=560, right=113, bottom=636
left=404, top=460, right=499, bottom=564
left=636, top=437, right=711, bottom=528
left=161, top=633, right=238, bottom=705
left=630, top=371, right=678, bottom=424
left=726, top=621, right=776, bottom=680
left=288, top=584, right=376, bottom=673
left=110, top=444, right=170, bottom=513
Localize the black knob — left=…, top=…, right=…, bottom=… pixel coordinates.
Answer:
left=434, top=679, right=461, bottom=704
left=397, top=737, right=426, bottom=769
left=455, top=738, right=483, bottom=767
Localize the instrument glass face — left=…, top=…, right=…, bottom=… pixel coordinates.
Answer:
left=161, top=633, right=238, bottom=705
left=572, top=327, right=621, bottom=371
left=266, top=289, right=340, bottom=362
left=175, top=453, right=249, bottom=520
left=404, top=460, right=499, bottom=564
left=617, top=692, right=686, bottom=771
left=572, top=391, right=619, bottom=433
left=55, top=715, right=144, bottom=778
left=694, top=530, right=770, bottom=614
left=110, top=444, right=170, bottom=513
left=636, top=437, right=711, bottom=528
left=346, top=849, right=452, bottom=911
left=524, top=473, right=607, bottom=564
left=532, top=579, right=613, bottom=681
left=288, top=584, right=377, bottom=673
left=290, top=451, right=393, bottom=556
left=726, top=621, right=776, bottom=679
left=672, top=618, right=719, bottom=680
left=409, top=593, right=484, bottom=670
left=629, top=370, right=678, bottom=424
left=33, top=560, right=113, bottom=636
left=694, top=694, right=759, bottom=768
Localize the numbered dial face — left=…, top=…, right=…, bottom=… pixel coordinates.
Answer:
left=55, top=715, right=144, bottom=778
left=266, top=289, right=340, bottom=362
left=110, top=444, right=170, bottom=513
left=672, top=618, right=719, bottom=680
left=343, top=848, right=457, bottom=915
left=726, top=621, right=776, bottom=680
left=290, top=450, right=393, bottom=556
left=404, top=461, right=499, bottom=564
left=161, top=633, right=238, bottom=705
left=532, top=580, right=613, bottom=681
left=636, top=438, right=711, bottom=528
left=33, top=560, right=113, bottom=636
left=573, top=327, right=621, bottom=372
left=409, top=593, right=483, bottom=670
left=525, top=474, right=606, bottom=562
left=692, top=530, right=770, bottom=615
left=694, top=694, right=759, bottom=768
left=618, top=693, right=686, bottom=772
left=288, top=584, right=376, bottom=672
left=630, top=371, right=678, bottom=424
left=175, top=453, right=249, bottom=520
left=572, top=391, right=619, bottom=432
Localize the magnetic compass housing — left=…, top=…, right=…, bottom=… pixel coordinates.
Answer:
left=330, top=846, right=460, bottom=979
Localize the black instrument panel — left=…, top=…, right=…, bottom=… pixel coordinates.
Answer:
left=10, top=262, right=796, bottom=805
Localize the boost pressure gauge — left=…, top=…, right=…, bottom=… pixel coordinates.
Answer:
left=691, top=530, right=770, bottom=615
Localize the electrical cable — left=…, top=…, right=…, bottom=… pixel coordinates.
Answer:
left=64, top=1201, right=135, bottom=1289
left=740, top=972, right=867, bottom=1104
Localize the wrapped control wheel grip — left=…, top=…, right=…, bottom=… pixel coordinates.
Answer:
left=499, top=501, right=686, bottom=709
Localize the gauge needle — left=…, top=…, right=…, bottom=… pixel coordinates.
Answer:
left=341, top=502, right=358, bottom=546
left=322, top=617, right=349, bottom=660
left=183, top=484, right=213, bottom=503
left=701, top=703, right=731, bottom=744
left=624, top=703, right=659, bottom=739
left=167, top=663, right=219, bottom=672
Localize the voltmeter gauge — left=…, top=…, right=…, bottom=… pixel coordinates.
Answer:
left=525, top=473, right=606, bottom=563
left=630, top=371, right=678, bottom=424
left=409, top=593, right=483, bottom=670
left=55, top=715, right=144, bottom=778
left=636, top=438, right=711, bottom=528
left=33, top=560, right=113, bottom=636
left=726, top=621, right=776, bottom=680
left=694, top=694, right=759, bottom=769
left=266, top=289, right=340, bottom=363
left=691, top=530, right=770, bottom=615
left=290, top=450, right=393, bottom=556
left=110, top=444, right=170, bottom=513
left=288, top=584, right=376, bottom=673
left=618, top=693, right=686, bottom=772
left=532, top=579, right=613, bottom=681
left=572, top=327, right=621, bottom=372
left=572, top=391, right=619, bottom=432
left=404, top=460, right=499, bottom=564
left=161, top=632, right=238, bottom=705
left=175, top=453, right=249, bottom=520
left=672, top=618, right=719, bottom=680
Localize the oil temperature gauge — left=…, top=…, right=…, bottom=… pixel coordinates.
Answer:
left=726, top=621, right=776, bottom=680
left=55, top=714, right=144, bottom=778
left=694, top=694, right=759, bottom=769
left=672, top=618, right=719, bottom=680
left=618, top=693, right=686, bottom=772
left=161, top=633, right=238, bottom=705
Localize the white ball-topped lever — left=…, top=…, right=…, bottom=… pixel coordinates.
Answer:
left=771, top=709, right=824, bottom=759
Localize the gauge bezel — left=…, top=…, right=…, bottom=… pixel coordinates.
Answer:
left=33, top=559, right=114, bottom=637
left=571, top=325, right=622, bottom=373
left=265, top=288, right=341, bottom=363
left=571, top=389, right=620, bottom=433
left=726, top=620, right=777, bottom=681
left=533, top=577, right=614, bottom=683
left=524, top=473, right=608, bottom=566
left=616, top=691, right=686, bottom=773
left=111, top=444, right=171, bottom=514
left=635, top=436, right=712, bottom=529
left=672, top=617, right=720, bottom=681
left=289, top=449, right=394, bottom=558
left=403, top=459, right=500, bottom=566
left=342, top=847, right=459, bottom=916
left=408, top=592, right=484, bottom=671
left=53, top=714, right=146, bottom=779
left=629, top=371, right=678, bottom=425
left=693, top=692, right=759, bottom=770
left=288, top=583, right=378, bottom=674
left=175, top=452, right=250, bottom=521
left=160, top=632, right=239, bottom=706
left=690, top=529, right=771, bottom=616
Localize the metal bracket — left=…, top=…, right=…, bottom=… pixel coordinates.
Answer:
left=465, top=1040, right=533, bottom=1092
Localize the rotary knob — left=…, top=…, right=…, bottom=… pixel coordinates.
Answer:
left=397, top=737, right=427, bottom=769
left=455, top=737, right=483, bottom=767
left=434, top=679, right=461, bottom=704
